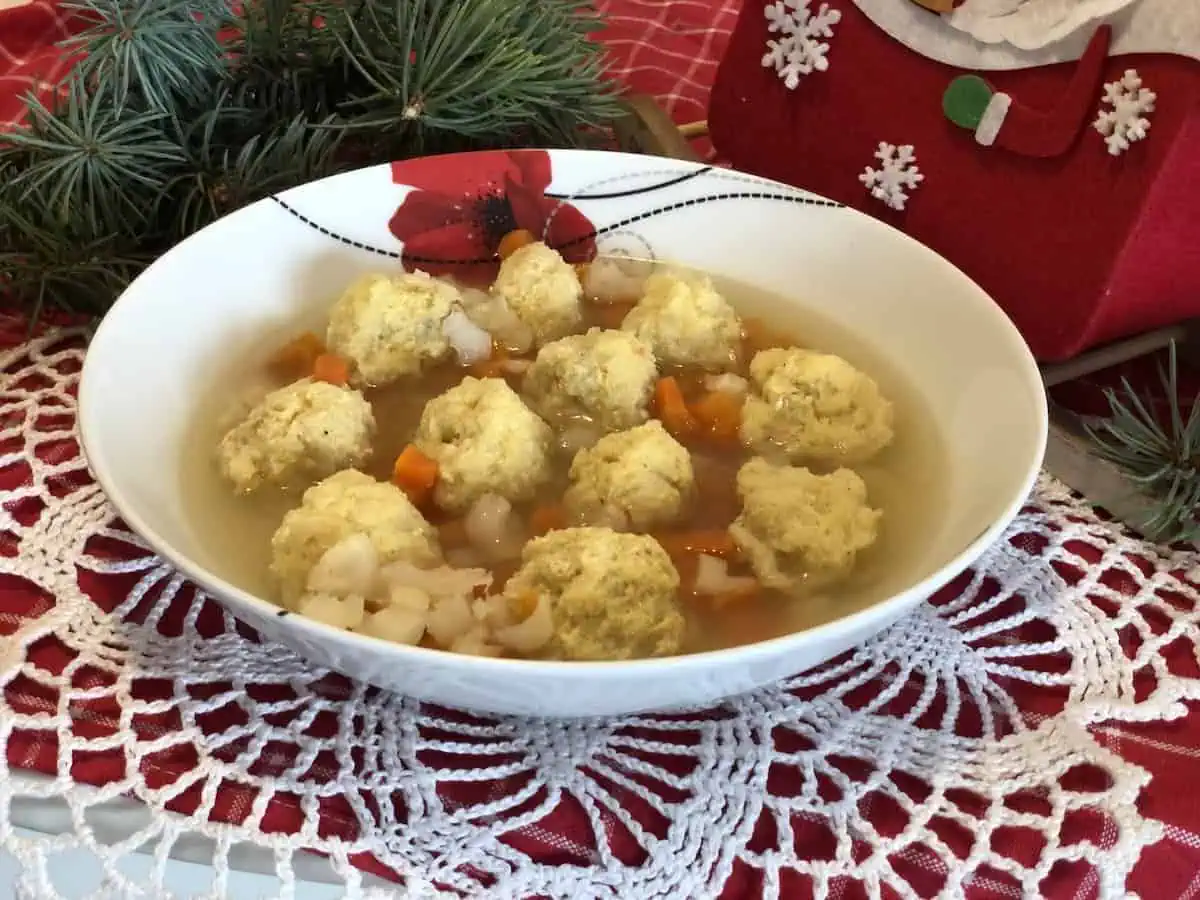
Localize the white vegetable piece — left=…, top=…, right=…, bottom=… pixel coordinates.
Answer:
left=306, top=533, right=379, bottom=597
left=557, top=421, right=602, bottom=456
left=443, top=308, right=494, bottom=365
left=385, top=584, right=431, bottom=615
left=458, top=287, right=535, bottom=353
left=583, top=255, right=652, bottom=305
left=357, top=605, right=427, bottom=645
left=450, top=628, right=503, bottom=657
left=379, top=560, right=493, bottom=600
left=297, top=592, right=367, bottom=630
left=494, top=595, right=554, bottom=653
left=704, top=372, right=749, bottom=396
left=464, top=493, right=526, bottom=561
left=693, top=553, right=758, bottom=596
left=426, top=593, right=477, bottom=647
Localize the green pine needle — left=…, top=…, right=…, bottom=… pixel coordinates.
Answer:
left=0, top=0, right=621, bottom=324
left=1084, top=341, right=1200, bottom=542
left=61, top=0, right=230, bottom=111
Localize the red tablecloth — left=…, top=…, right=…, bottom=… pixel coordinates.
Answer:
left=3, top=4, right=1200, bottom=899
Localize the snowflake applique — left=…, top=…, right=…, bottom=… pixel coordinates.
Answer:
left=1093, top=68, right=1156, bottom=156
left=762, top=0, right=842, bottom=90
left=859, top=142, right=924, bottom=211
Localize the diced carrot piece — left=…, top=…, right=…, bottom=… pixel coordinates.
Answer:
left=391, top=444, right=439, bottom=506
left=529, top=504, right=567, bottom=536
left=438, top=519, right=470, bottom=548
left=497, top=229, right=536, bottom=260
left=691, top=391, right=744, bottom=443
left=312, top=352, right=351, bottom=386
left=590, top=300, right=635, bottom=330
left=269, top=331, right=325, bottom=379
left=653, top=376, right=697, bottom=440
left=653, top=529, right=737, bottom=559
left=507, top=591, right=539, bottom=623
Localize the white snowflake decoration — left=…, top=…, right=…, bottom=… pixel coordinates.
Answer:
left=859, top=142, right=924, bottom=211
left=1093, top=68, right=1156, bottom=156
left=762, top=0, right=842, bottom=90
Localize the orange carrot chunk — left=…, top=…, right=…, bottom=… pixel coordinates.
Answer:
left=529, top=504, right=568, bottom=536
left=654, top=529, right=737, bottom=559
left=392, top=444, right=439, bottom=506
left=269, top=331, right=326, bottom=378
left=497, top=229, right=536, bottom=260
left=312, top=352, right=351, bottom=386
left=653, top=376, right=697, bottom=439
left=691, top=391, right=744, bottom=443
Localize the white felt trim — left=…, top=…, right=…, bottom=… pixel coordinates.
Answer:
left=975, top=92, right=1013, bottom=146
left=851, top=0, right=1200, bottom=70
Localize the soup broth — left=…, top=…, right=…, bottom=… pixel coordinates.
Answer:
left=181, top=259, right=947, bottom=654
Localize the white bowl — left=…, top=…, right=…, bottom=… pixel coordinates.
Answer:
left=78, top=149, right=1047, bottom=717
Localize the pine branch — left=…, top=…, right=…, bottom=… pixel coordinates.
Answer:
left=1, top=0, right=622, bottom=324
left=4, top=77, right=187, bottom=235
left=1084, top=341, right=1200, bottom=541
left=61, top=0, right=231, bottom=111
left=323, top=0, right=621, bottom=143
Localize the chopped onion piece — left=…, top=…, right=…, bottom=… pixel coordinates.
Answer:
left=694, top=553, right=758, bottom=596
left=501, top=358, right=531, bottom=375
left=450, top=628, right=503, bottom=657
left=471, top=594, right=512, bottom=629
left=584, top=255, right=652, bottom=304
left=385, top=584, right=431, bottom=615
left=426, top=593, right=476, bottom=646
left=297, top=592, right=366, bottom=630
left=464, top=493, right=525, bottom=561
left=704, top=373, right=749, bottom=395
left=494, top=595, right=554, bottom=653
left=443, top=308, right=493, bottom=365
left=357, top=605, right=426, bottom=645
left=557, top=421, right=602, bottom=456
left=379, top=560, right=492, bottom=600
left=459, top=289, right=534, bottom=353
left=306, top=534, right=379, bottom=597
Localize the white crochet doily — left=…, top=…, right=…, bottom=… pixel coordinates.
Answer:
left=1, top=327, right=1199, bottom=900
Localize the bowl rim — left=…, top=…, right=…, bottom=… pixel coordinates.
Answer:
left=77, top=148, right=1049, bottom=678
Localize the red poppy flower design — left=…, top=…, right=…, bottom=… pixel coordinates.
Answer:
left=388, top=150, right=597, bottom=283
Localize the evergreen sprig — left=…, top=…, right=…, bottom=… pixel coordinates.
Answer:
left=1084, top=341, right=1200, bottom=542
left=0, top=0, right=621, bottom=321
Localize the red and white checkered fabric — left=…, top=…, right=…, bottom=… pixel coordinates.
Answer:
left=3, top=4, right=1200, bottom=899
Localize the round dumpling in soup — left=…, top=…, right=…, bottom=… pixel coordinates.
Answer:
left=217, top=378, right=374, bottom=493
left=414, top=376, right=554, bottom=514
left=270, top=469, right=441, bottom=607
left=729, top=457, right=880, bottom=592
left=564, top=421, right=694, bottom=530
left=490, top=241, right=583, bottom=346
left=326, top=270, right=460, bottom=386
left=740, top=348, right=894, bottom=465
left=621, top=268, right=742, bottom=370
left=503, top=527, right=684, bottom=661
left=523, top=328, right=657, bottom=434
